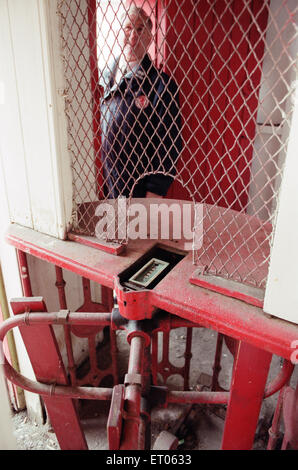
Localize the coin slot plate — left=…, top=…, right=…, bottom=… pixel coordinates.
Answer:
left=128, top=258, right=170, bottom=287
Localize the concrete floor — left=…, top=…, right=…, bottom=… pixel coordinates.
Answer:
left=11, top=325, right=298, bottom=451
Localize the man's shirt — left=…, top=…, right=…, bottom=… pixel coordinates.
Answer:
left=100, top=54, right=182, bottom=198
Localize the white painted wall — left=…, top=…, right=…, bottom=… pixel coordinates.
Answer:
left=247, top=0, right=298, bottom=323
left=264, top=71, right=298, bottom=323
left=0, top=146, right=44, bottom=423
left=0, top=0, right=73, bottom=239
left=0, top=0, right=74, bottom=423
left=247, top=0, right=298, bottom=222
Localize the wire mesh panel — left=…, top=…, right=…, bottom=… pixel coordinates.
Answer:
left=59, top=0, right=298, bottom=289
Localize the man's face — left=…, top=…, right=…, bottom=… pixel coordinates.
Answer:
left=121, top=14, right=152, bottom=63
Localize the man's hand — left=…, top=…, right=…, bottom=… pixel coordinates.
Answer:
left=146, top=191, right=163, bottom=198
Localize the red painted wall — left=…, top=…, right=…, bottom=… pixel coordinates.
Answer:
left=162, top=0, right=268, bottom=210
left=91, top=0, right=268, bottom=210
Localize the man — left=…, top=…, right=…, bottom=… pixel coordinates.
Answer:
left=100, top=5, right=182, bottom=199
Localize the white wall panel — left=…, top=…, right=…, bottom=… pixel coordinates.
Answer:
left=0, top=0, right=72, bottom=423
left=264, top=73, right=298, bottom=323
left=0, top=1, right=33, bottom=228
left=0, top=0, right=73, bottom=238
left=0, top=147, right=44, bottom=423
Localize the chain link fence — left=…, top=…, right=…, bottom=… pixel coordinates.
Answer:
left=59, top=0, right=298, bottom=288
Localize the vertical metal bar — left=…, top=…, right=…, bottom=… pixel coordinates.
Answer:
left=183, top=327, right=193, bottom=390
left=151, top=331, right=158, bottom=385
left=82, top=278, right=119, bottom=385
left=120, top=336, right=146, bottom=450
left=140, top=342, right=152, bottom=450
left=82, top=276, right=92, bottom=303
left=127, top=335, right=144, bottom=375
left=101, top=285, right=114, bottom=312
left=267, top=385, right=285, bottom=450
left=87, top=335, right=99, bottom=383
left=221, top=340, right=272, bottom=450
left=162, top=330, right=170, bottom=368
left=55, top=266, right=77, bottom=386
left=55, top=266, right=67, bottom=307
left=211, top=332, right=224, bottom=391
left=16, top=250, right=33, bottom=297
left=109, top=325, right=119, bottom=385
left=141, top=344, right=152, bottom=396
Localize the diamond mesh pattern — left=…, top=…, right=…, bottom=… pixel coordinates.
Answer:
left=59, top=0, right=298, bottom=288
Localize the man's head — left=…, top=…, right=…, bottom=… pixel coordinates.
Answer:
left=120, top=6, right=153, bottom=64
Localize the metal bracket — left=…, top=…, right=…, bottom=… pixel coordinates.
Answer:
left=124, top=373, right=143, bottom=386
left=107, top=384, right=125, bottom=450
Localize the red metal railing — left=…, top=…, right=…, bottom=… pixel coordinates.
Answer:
left=0, top=308, right=294, bottom=450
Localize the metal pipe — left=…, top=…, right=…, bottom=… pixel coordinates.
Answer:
left=109, top=326, right=119, bottom=385
left=168, top=358, right=294, bottom=404
left=1, top=305, right=293, bottom=450
left=167, top=390, right=230, bottom=404
left=120, top=335, right=146, bottom=450
left=1, top=361, right=112, bottom=401
left=264, top=360, right=294, bottom=398
left=1, top=311, right=293, bottom=396
left=0, top=310, right=114, bottom=401
left=212, top=332, right=224, bottom=391
left=267, top=386, right=285, bottom=450
left=0, top=311, right=112, bottom=346
left=2, top=351, right=231, bottom=407
left=55, top=266, right=77, bottom=386
left=127, top=335, right=145, bottom=375
left=151, top=331, right=158, bottom=385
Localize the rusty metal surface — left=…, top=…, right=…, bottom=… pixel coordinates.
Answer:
left=2, top=301, right=296, bottom=450
left=6, top=223, right=298, bottom=360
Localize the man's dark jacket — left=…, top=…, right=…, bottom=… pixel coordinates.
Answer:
left=100, top=54, right=182, bottom=198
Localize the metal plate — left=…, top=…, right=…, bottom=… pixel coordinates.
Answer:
left=128, top=258, right=170, bottom=287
